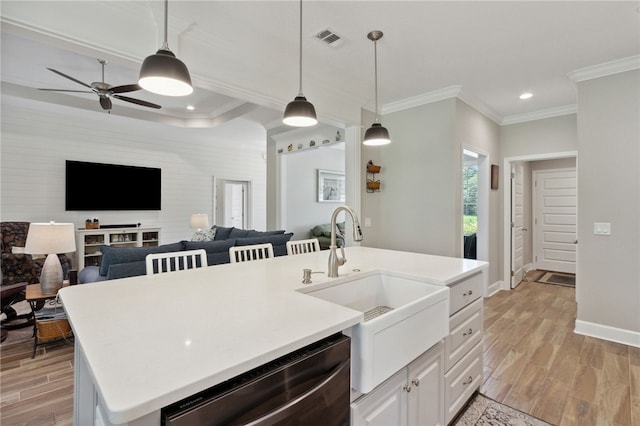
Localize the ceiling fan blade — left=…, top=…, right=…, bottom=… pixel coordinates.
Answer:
left=37, top=88, right=93, bottom=93
left=46, top=68, right=92, bottom=89
left=99, top=96, right=112, bottom=110
left=113, top=95, right=161, bottom=109
left=110, top=84, right=141, bottom=94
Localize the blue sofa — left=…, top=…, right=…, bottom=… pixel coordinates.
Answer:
left=79, top=227, right=293, bottom=283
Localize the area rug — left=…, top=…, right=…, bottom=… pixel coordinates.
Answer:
left=537, top=271, right=575, bottom=287
left=453, top=393, right=552, bottom=426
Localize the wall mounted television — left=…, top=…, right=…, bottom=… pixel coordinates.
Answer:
left=65, top=160, right=161, bottom=211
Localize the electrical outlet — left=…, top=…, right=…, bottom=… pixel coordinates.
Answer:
left=593, top=222, right=611, bottom=235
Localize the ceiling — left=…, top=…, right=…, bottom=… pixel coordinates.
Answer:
left=1, top=1, right=639, bottom=130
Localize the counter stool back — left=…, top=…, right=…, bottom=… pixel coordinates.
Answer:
left=286, top=238, right=320, bottom=255
left=145, top=249, right=207, bottom=275
left=229, top=243, right=274, bottom=263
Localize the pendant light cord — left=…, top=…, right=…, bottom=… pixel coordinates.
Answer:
left=374, top=38, right=379, bottom=122
left=162, top=0, right=169, bottom=51
left=297, top=0, right=304, bottom=96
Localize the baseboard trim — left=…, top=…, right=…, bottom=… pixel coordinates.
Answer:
left=575, top=320, right=640, bottom=348
left=486, top=280, right=503, bottom=298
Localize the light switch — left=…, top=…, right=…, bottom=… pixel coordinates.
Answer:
left=593, top=222, right=611, bottom=235
left=364, top=217, right=372, bottom=227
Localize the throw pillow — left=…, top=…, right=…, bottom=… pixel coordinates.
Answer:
left=212, top=226, right=234, bottom=240
left=191, top=227, right=216, bottom=242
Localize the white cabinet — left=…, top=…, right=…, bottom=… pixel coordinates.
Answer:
left=444, top=272, right=484, bottom=423
left=75, top=227, right=160, bottom=270
left=352, top=341, right=444, bottom=426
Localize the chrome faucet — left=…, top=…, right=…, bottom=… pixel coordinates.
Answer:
left=328, top=206, right=364, bottom=277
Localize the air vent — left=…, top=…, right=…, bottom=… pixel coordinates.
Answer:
left=315, top=28, right=343, bottom=47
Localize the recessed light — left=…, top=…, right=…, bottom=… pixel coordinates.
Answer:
left=519, top=92, right=533, bottom=100
left=186, top=105, right=195, bottom=111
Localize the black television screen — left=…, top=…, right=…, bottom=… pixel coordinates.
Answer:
left=65, top=160, right=161, bottom=211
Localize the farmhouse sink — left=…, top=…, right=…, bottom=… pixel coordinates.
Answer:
left=301, top=271, right=449, bottom=393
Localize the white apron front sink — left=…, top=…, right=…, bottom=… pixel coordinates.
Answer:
left=301, top=271, right=449, bottom=393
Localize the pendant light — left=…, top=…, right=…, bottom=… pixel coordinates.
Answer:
left=139, top=0, right=193, bottom=96
left=363, top=31, right=391, bottom=146
left=283, top=0, right=317, bottom=127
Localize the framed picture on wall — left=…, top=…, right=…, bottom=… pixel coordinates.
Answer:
left=491, top=165, right=499, bottom=190
left=318, top=170, right=345, bottom=203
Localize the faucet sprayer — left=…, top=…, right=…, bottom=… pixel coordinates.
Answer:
left=328, top=206, right=363, bottom=277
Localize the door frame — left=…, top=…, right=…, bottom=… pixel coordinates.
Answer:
left=502, top=151, right=577, bottom=291
left=213, top=177, right=252, bottom=229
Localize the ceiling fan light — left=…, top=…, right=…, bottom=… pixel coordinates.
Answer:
left=139, top=49, right=193, bottom=97
left=363, top=122, right=391, bottom=146
left=283, top=95, right=318, bottom=127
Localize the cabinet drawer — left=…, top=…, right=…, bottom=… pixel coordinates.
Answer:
left=449, top=272, right=482, bottom=315
left=445, top=298, right=483, bottom=371
left=444, top=342, right=482, bottom=423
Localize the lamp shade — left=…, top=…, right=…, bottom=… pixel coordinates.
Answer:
left=283, top=96, right=318, bottom=127
left=139, top=49, right=193, bottom=97
left=25, top=222, right=76, bottom=255
left=363, top=122, right=391, bottom=146
left=189, top=214, right=210, bottom=230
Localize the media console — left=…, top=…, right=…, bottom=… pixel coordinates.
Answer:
left=75, top=227, right=161, bottom=270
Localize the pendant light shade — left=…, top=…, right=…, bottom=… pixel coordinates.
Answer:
left=283, top=0, right=317, bottom=127
left=139, top=0, right=193, bottom=96
left=363, top=31, right=391, bottom=146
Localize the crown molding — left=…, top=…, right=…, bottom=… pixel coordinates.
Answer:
left=380, top=86, right=462, bottom=115
left=568, top=55, right=640, bottom=82
left=501, top=104, right=577, bottom=126
left=456, top=88, right=502, bottom=124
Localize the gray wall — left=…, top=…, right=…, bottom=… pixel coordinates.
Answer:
left=360, top=98, right=501, bottom=285
left=1, top=96, right=268, bottom=248
left=576, top=69, right=640, bottom=335
left=500, top=115, right=578, bottom=158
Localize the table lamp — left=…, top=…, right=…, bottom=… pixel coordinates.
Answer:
left=24, top=222, right=76, bottom=294
left=189, top=214, right=210, bottom=240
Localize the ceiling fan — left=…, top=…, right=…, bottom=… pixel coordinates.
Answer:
left=38, top=59, right=161, bottom=111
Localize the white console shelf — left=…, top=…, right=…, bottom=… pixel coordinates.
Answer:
left=75, top=227, right=161, bottom=270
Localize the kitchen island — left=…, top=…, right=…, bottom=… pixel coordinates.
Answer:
left=59, top=246, right=487, bottom=425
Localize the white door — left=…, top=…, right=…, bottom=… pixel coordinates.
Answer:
left=533, top=169, right=577, bottom=274
left=215, top=179, right=250, bottom=229
left=511, top=163, right=525, bottom=288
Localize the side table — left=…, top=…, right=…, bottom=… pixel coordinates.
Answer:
left=25, top=283, right=73, bottom=358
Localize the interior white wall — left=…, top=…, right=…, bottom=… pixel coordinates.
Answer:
left=575, top=69, right=640, bottom=343
left=1, top=96, right=267, bottom=252
left=280, top=146, right=345, bottom=239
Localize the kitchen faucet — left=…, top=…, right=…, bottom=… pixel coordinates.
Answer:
left=328, top=206, right=363, bottom=277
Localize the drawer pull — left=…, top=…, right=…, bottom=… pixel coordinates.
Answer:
left=411, top=378, right=420, bottom=387
left=463, top=376, right=473, bottom=386
left=403, top=384, right=411, bottom=393
left=463, top=290, right=473, bottom=296
left=463, top=328, right=473, bottom=336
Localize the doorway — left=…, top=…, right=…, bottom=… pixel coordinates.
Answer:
left=502, top=152, right=578, bottom=291
left=215, top=179, right=251, bottom=229
left=462, top=148, right=489, bottom=264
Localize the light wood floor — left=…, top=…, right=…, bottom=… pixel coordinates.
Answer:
left=0, top=281, right=638, bottom=425
left=482, top=281, right=640, bottom=425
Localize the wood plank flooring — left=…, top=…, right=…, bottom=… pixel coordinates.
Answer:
left=482, top=281, right=639, bottom=426
left=0, top=281, right=637, bottom=425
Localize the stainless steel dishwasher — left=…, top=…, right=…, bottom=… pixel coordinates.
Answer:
left=161, top=333, right=350, bottom=426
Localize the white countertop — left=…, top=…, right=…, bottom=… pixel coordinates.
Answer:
left=59, top=246, right=487, bottom=424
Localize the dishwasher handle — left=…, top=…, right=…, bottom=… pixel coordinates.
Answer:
left=245, top=359, right=350, bottom=426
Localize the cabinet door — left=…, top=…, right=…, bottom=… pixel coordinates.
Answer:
left=408, top=342, right=444, bottom=426
left=351, top=369, right=407, bottom=426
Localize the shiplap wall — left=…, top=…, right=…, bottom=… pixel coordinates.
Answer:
left=1, top=96, right=267, bottom=259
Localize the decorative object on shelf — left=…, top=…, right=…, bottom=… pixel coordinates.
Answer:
left=24, top=222, right=76, bottom=294
left=318, top=170, right=346, bottom=203
left=138, top=0, right=193, bottom=96
left=322, top=139, right=330, bottom=144
left=298, top=143, right=303, bottom=150
left=288, top=144, right=293, bottom=151
left=363, top=31, right=391, bottom=146
left=366, top=160, right=382, bottom=192
left=336, top=131, right=342, bottom=142
left=85, top=218, right=99, bottom=229
left=282, top=0, right=317, bottom=127
left=277, top=148, right=284, bottom=154
left=309, top=140, right=316, bottom=147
